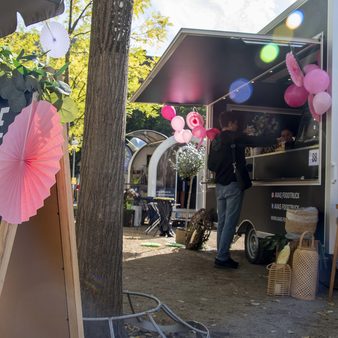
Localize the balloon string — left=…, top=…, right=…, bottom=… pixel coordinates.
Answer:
left=45, top=22, right=56, bottom=42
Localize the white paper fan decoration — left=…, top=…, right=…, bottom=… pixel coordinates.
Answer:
left=40, top=22, right=70, bottom=58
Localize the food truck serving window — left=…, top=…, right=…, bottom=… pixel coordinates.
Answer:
left=211, top=102, right=321, bottom=183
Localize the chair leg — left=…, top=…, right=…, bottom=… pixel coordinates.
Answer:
left=145, top=218, right=160, bottom=235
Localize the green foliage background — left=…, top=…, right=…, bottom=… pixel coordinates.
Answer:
left=1, top=0, right=175, bottom=148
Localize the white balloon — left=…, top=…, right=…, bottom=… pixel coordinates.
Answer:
left=313, top=91, right=332, bottom=115
left=182, top=129, right=192, bottom=143
left=40, top=22, right=70, bottom=58
left=174, top=130, right=185, bottom=143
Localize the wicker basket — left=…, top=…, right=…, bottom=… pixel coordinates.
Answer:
left=291, top=231, right=319, bottom=300
left=267, top=263, right=292, bottom=296
left=285, top=207, right=318, bottom=234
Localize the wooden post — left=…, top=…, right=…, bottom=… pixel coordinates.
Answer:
left=56, top=131, right=84, bottom=338
left=0, top=221, right=17, bottom=297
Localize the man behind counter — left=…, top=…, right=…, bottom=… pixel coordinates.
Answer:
left=277, top=128, right=295, bottom=150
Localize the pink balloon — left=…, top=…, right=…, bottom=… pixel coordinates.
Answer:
left=308, top=94, right=321, bottom=122
left=174, top=130, right=185, bottom=143
left=182, top=129, right=192, bottom=143
left=303, top=64, right=319, bottom=74
left=312, top=91, right=332, bottom=115
left=304, top=69, right=330, bottom=94
left=206, top=128, right=220, bottom=140
left=192, top=125, right=207, bottom=139
left=284, top=84, right=308, bottom=107
left=171, top=115, right=185, bottom=131
left=161, top=105, right=176, bottom=121
left=186, top=111, right=204, bottom=129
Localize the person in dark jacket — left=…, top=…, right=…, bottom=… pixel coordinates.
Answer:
left=210, top=111, right=276, bottom=269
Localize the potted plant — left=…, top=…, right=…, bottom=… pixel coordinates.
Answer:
left=171, top=143, right=205, bottom=244
left=172, top=143, right=205, bottom=211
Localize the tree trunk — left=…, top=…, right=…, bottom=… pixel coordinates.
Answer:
left=76, top=1, right=133, bottom=337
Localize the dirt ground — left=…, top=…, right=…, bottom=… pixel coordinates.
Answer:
left=123, top=226, right=338, bottom=338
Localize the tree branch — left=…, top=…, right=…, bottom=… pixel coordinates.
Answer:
left=70, top=1, right=93, bottom=34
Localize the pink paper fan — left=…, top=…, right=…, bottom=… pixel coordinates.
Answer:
left=186, top=111, right=204, bottom=130
left=308, top=94, right=321, bottom=122
left=0, top=100, right=64, bottom=224
left=286, top=52, right=304, bottom=87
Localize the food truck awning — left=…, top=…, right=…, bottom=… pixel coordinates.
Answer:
left=0, top=0, right=64, bottom=38
left=131, top=28, right=321, bottom=106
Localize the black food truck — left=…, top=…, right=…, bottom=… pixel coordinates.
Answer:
left=131, top=0, right=338, bottom=281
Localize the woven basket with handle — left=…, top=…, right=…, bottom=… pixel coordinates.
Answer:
left=291, top=231, right=319, bottom=300
left=267, top=263, right=291, bottom=296
left=285, top=207, right=318, bottom=234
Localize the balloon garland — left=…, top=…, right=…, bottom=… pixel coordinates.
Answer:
left=285, top=52, right=332, bottom=121
left=160, top=105, right=220, bottom=145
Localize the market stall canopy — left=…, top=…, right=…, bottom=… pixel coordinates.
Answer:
left=0, top=0, right=64, bottom=38
left=131, top=28, right=320, bottom=106
left=126, top=130, right=167, bottom=144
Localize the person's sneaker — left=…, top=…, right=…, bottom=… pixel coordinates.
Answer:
left=214, top=257, right=239, bottom=269
left=167, top=231, right=174, bottom=238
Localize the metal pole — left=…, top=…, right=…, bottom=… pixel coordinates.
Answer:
left=72, top=148, right=76, bottom=201
left=72, top=148, right=76, bottom=180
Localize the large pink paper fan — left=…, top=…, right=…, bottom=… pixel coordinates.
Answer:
left=0, top=100, right=64, bottom=224
left=286, top=52, right=304, bottom=87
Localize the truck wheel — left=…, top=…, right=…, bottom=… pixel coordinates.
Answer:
left=245, top=227, right=269, bottom=264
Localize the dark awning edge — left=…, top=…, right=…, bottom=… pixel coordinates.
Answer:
left=0, top=0, right=65, bottom=38
left=130, top=28, right=320, bottom=106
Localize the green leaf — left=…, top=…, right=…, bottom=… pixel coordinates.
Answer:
left=12, top=69, right=26, bottom=91
left=49, top=92, right=61, bottom=103
left=25, top=75, right=40, bottom=92
left=0, top=64, right=11, bottom=72
left=53, top=98, right=63, bottom=111
left=59, top=97, right=78, bottom=123
left=54, top=63, right=69, bottom=77
left=0, top=48, right=12, bottom=58
left=56, top=80, right=72, bottom=95
left=32, top=68, right=46, bottom=77
left=12, top=59, right=22, bottom=69
left=8, top=92, right=27, bottom=113
left=17, top=49, right=25, bottom=60
left=20, top=54, right=38, bottom=61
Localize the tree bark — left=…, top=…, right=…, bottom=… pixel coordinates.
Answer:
left=76, top=1, right=133, bottom=337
